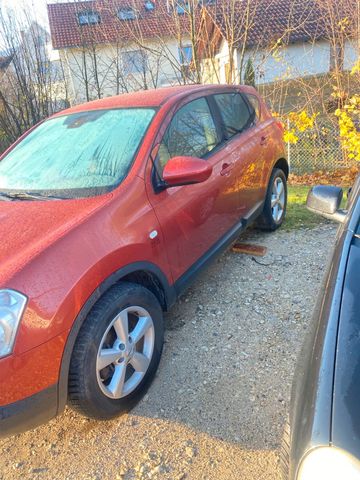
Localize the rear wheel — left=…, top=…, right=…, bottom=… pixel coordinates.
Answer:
left=68, top=282, right=164, bottom=419
left=257, top=168, right=287, bottom=231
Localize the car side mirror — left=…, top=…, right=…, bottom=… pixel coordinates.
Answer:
left=307, top=185, right=347, bottom=223
left=163, top=156, right=213, bottom=188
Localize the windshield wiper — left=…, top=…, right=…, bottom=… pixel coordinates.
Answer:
left=0, top=191, right=65, bottom=201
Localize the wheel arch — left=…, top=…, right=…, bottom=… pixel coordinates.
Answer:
left=273, top=158, right=289, bottom=179
left=57, top=262, right=176, bottom=414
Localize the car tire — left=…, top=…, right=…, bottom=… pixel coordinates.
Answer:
left=68, top=282, right=164, bottom=420
left=257, top=168, right=287, bottom=231
left=279, top=417, right=291, bottom=480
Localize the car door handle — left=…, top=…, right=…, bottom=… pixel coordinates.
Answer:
left=260, top=135, right=268, bottom=146
left=220, top=162, right=234, bottom=176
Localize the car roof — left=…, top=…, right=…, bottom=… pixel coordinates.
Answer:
left=53, top=84, right=256, bottom=117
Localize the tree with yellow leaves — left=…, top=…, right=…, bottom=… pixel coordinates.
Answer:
left=283, top=111, right=319, bottom=144
left=335, top=95, right=360, bottom=161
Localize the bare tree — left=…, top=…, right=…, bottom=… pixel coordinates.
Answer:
left=0, top=4, right=66, bottom=152
left=115, top=0, right=203, bottom=86
left=199, top=0, right=261, bottom=84
left=55, top=0, right=177, bottom=100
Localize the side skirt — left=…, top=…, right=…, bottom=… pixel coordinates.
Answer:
left=174, top=201, right=264, bottom=296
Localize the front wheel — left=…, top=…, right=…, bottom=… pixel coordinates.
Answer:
left=68, top=282, right=164, bottom=420
left=257, top=168, right=287, bottom=231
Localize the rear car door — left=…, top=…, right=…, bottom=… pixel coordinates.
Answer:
left=145, top=95, right=240, bottom=283
left=211, top=91, right=265, bottom=215
left=245, top=92, right=282, bottom=198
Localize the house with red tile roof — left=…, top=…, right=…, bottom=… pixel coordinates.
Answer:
left=199, top=0, right=359, bottom=86
left=47, top=0, right=199, bottom=103
left=47, top=0, right=359, bottom=104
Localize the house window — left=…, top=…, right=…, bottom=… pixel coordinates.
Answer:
left=144, top=1, right=155, bottom=11
left=77, top=11, right=101, bottom=26
left=122, top=50, right=148, bottom=75
left=178, top=45, right=192, bottom=65
left=175, top=1, right=189, bottom=14
left=118, top=7, right=136, bottom=20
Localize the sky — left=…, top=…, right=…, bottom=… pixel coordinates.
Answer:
left=0, top=0, right=53, bottom=28
left=0, top=0, right=50, bottom=51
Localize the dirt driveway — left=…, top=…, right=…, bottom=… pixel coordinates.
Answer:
left=0, top=224, right=337, bottom=480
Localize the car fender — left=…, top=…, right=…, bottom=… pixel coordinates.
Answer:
left=56, top=260, right=175, bottom=413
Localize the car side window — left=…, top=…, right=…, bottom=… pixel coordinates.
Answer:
left=245, top=94, right=260, bottom=121
left=155, top=97, right=220, bottom=177
left=213, top=93, right=255, bottom=140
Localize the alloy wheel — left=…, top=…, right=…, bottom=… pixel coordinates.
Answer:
left=271, top=177, right=285, bottom=222
left=96, top=306, right=155, bottom=399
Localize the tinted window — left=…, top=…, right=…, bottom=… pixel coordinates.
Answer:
left=246, top=94, right=260, bottom=120
left=156, top=97, right=219, bottom=176
left=214, top=93, right=255, bottom=139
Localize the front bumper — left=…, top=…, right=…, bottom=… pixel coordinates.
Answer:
left=0, top=384, right=57, bottom=437
left=0, top=331, right=66, bottom=406
left=0, top=332, right=67, bottom=438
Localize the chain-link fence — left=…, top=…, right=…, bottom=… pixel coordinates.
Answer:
left=286, top=121, right=355, bottom=175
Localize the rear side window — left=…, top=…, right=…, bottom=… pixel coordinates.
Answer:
left=246, top=94, right=260, bottom=120
left=213, top=93, right=255, bottom=140
left=156, top=97, right=220, bottom=176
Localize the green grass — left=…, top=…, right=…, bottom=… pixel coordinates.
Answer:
left=284, top=186, right=327, bottom=230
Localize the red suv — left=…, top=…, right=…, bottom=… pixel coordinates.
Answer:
left=0, top=85, right=287, bottom=436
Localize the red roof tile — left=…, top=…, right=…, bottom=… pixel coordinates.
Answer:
left=48, top=0, right=192, bottom=49
left=205, top=0, right=356, bottom=49
left=48, top=0, right=356, bottom=52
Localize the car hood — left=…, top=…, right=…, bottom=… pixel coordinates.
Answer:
left=0, top=196, right=110, bottom=285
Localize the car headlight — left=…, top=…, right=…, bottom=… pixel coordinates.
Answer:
left=0, top=289, right=27, bottom=358
left=298, top=447, right=360, bottom=480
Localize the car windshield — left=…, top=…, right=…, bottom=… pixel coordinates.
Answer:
left=0, top=108, right=156, bottom=199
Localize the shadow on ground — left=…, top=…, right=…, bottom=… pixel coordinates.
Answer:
left=0, top=226, right=336, bottom=480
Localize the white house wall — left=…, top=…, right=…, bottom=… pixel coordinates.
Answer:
left=59, top=37, right=191, bottom=104
left=241, top=40, right=331, bottom=85
left=210, top=38, right=238, bottom=84
left=215, top=39, right=229, bottom=84
left=344, top=39, right=359, bottom=71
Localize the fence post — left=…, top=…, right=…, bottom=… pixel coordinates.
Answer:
left=287, top=118, right=291, bottom=173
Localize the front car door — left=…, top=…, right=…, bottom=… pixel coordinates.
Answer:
left=145, top=95, right=240, bottom=284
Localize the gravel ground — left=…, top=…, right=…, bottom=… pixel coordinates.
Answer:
left=0, top=224, right=337, bottom=480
